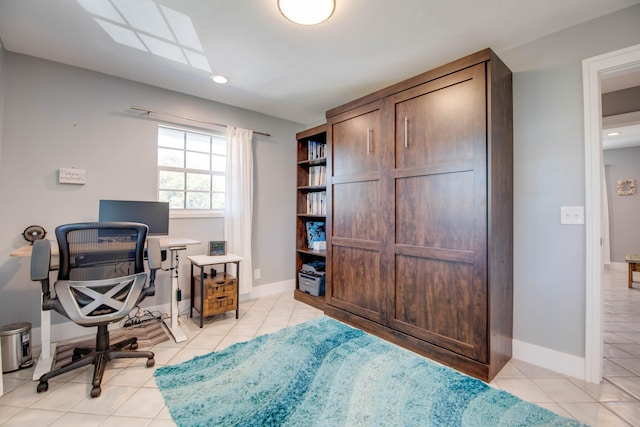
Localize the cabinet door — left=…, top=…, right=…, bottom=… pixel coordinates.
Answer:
left=327, top=102, right=384, bottom=323
left=386, top=64, right=489, bottom=362
left=331, top=105, right=381, bottom=178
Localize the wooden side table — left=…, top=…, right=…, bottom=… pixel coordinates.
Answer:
left=625, top=254, right=640, bottom=288
left=187, top=254, right=243, bottom=327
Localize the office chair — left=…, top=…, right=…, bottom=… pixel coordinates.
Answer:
left=30, top=222, right=162, bottom=398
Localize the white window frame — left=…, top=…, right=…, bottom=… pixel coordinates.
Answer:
left=157, top=125, right=226, bottom=218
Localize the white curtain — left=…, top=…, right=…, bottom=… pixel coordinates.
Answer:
left=225, top=126, right=254, bottom=294
left=602, top=163, right=611, bottom=265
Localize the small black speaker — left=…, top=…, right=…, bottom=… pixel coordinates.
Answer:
left=22, top=225, right=46, bottom=244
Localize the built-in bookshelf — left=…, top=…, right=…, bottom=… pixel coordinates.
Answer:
left=295, top=124, right=327, bottom=310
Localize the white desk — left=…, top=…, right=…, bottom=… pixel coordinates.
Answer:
left=10, top=236, right=200, bottom=380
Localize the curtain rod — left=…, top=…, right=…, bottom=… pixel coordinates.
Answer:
left=129, top=105, right=271, bottom=137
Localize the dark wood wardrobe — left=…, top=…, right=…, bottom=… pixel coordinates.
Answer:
left=324, top=48, right=513, bottom=381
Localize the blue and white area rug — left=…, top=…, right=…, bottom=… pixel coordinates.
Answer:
left=154, top=317, right=585, bottom=426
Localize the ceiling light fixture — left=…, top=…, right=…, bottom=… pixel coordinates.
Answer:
left=278, top=0, right=335, bottom=25
left=211, top=75, right=228, bottom=84
left=607, top=131, right=621, bottom=136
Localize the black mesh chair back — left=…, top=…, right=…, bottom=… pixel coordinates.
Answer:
left=57, top=222, right=146, bottom=281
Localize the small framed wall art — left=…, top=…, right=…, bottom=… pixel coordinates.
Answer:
left=617, top=179, right=636, bottom=196
left=208, top=241, right=227, bottom=256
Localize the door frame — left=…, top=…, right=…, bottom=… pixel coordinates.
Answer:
left=583, top=43, right=640, bottom=383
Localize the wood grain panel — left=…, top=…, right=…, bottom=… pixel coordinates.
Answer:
left=330, top=246, right=381, bottom=320
left=331, top=109, right=380, bottom=177
left=396, top=172, right=476, bottom=251
left=332, top=181, right=379, bottom=241
left=486, top=51, right=514, bottom=379
left=394, top=64, right=485, bottom=170
left=394, top=255, right=487, bottom=360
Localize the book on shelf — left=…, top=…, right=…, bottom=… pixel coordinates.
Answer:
left=305, top=221, right=326, bottom=248
left=307, top=140, right=326, bottom=160
left=306, top=191, right=326, bottom=215
left=308, top=165, right=326, bottom=186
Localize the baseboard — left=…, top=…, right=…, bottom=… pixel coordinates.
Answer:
left=30, top=279, right=296, bottom=350
left=241, top=279, right=295, bottom=301
left=512, top=339, right=586, bottom=380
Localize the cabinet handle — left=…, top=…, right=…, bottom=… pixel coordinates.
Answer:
left=404, top=116, right=408, bottom=148
left=366, top=127, right=372, bottom=154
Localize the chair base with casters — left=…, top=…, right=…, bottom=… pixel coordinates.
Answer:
left=37, top=324, right=155, bottom=398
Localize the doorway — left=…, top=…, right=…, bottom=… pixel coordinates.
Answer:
left=583, top=43, right=640, bottom=383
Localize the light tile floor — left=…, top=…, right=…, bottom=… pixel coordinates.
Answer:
left=1, top=268, right=638, bottom=426
left=491, top=267, right=640, bottom=426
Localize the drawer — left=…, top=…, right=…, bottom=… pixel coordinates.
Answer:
left=193, top=273, right=237, bottom=317
left=201, top=293, right=237, bottom=317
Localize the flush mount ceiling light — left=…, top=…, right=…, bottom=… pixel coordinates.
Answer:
left=278, top=0, right=335, bottom=25
left=211, top=75, right=228, bottom=84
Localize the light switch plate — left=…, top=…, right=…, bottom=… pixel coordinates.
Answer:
left=560, top=206, right=584, bottom=225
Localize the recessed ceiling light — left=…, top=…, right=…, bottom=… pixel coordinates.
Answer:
left=278, top=0, right=335, bottom=25
left=607, top=131, right=621, bottom=136
left=211, top=75, right=228, bottom=84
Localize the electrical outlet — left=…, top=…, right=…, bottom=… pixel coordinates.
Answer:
left=254, top=268, right=261, bottom=279
left=560, top=206, right=584, bottom=225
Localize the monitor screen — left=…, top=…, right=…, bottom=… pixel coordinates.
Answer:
left=99, top=200, right=170, bottom=236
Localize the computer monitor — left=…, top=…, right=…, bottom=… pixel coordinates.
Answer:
left=98, top=200, right=170, bottom=236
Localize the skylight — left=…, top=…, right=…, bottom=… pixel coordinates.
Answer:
left=77, top=0, right=211, bottom=73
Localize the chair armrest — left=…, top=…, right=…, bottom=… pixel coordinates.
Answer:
left=31, top=239, right=51, bottom=281
left=144, top=237, right=162, bottom=298
left=31, top=239, right=56, bottom=307
left=147, top=238, right=162, bottom=271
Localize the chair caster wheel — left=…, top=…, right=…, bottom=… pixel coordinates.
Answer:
left=91, top=386, right=101, bottom=398
left=130, top=342, right=138, bottom=350
left=146, top=358, right=155, bottom=368
left=37, top=382, right=48, bottom=393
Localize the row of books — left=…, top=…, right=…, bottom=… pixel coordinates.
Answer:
left=306, top=191, right=326, bottom=215
left=308, top=165, right=326, bottom=186
left=308, top=141, right=326, bottom=160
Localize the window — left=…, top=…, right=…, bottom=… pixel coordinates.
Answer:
left=157, top=126, right=226, bottom=213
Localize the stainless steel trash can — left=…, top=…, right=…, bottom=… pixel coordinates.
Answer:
left=0, top=322, right=33, bottom=373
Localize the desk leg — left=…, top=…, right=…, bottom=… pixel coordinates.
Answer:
left=163, top=248, right=187, bottom=343
left=33, top=308, right=56, bottom=380
left=189, top=263, right=194, bottom=318
left=199, top=267, right=205, bottom=328
left=235, top=261, right=240, bottom=319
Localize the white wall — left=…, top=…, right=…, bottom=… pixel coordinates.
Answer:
left=604, top=146, right=640, bottom=262
left=0, top=53, right=303, bottom=330
left=0, top=43, right=5, bottom=170
left=502, top=4, right=640, bottom=360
